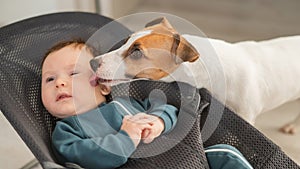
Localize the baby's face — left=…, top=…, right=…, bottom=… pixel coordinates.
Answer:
left=41, top=45, right=107, bottom=118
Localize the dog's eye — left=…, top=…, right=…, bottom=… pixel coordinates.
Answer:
left=129, top=48, right=143, bottom=60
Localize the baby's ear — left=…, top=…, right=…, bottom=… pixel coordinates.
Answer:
left=99, top=84, right=111, bottom=95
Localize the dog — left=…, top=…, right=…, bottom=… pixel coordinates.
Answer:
left=90, top=17, right=300, bottom=134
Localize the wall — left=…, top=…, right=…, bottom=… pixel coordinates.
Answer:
left=0, top=0, right=96, bottom=27
left=0, top=0, right=140, bottom=27
left=133, top=0, right=300, bottom=42
left=99, top=0, right=140, bottom=19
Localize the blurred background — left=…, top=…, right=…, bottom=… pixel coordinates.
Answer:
left=1, top=0, right=300, bottom=168
left=2, top=0, right=300, bottom=42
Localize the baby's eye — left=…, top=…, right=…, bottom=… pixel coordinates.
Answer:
left=45, top=77, right=54, bottom=83
left=70, top=71, right=79, bottom=76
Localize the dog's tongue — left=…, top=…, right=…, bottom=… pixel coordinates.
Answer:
left=89, top=74, right=99, bottom=87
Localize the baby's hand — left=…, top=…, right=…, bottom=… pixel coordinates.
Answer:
left=120, top=115, right=151, bottom=147
left=140, top=114, right=165, bottom=144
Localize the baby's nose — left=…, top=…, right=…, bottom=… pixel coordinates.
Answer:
left=56, top=83, right=65, bottom=88
left=56, top=79, right=67, bottom=88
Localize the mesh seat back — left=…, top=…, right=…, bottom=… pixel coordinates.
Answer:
left=0, top=12, right=131, bottom=165
left=111, top=80, right=209, bottom=169
left=199, top=89, right=300, bottom=169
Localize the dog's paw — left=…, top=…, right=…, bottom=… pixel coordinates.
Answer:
left=279, top=123, right=297, bottom=134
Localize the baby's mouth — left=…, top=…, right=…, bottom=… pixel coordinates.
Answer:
left=56, top=94, right=72, bottom=101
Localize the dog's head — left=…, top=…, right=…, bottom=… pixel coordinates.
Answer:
left=90, top=17, right=199, bottom=85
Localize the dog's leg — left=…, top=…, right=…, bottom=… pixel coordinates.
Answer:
left=279, top=113, right=300, bottom=134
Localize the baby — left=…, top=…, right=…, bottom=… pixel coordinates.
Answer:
left=41, top=39, right=178, bottom=168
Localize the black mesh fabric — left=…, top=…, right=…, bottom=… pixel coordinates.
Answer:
left=1, top=12, right=299, bottom=169
left=198, top=89, right=300, bottom=169
left=111, top=80, right=209, bottom=169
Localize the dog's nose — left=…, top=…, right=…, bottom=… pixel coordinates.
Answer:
left=90, top=59, right=99, bottom=72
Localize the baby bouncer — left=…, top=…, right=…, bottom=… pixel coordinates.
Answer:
left=0, top=12, right=299, bottom=169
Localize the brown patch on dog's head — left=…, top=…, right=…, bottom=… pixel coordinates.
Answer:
left=145, top=17, right=200, bottom=64
left=121, top=32, right=177, bottom=80
left=116, top=17, right=200, bottom=80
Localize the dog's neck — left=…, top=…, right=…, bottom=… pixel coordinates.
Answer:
left=160, top=62, right=208, bottom=88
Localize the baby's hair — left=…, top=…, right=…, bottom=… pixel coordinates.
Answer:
left=41, top=38, right=100, bottom=67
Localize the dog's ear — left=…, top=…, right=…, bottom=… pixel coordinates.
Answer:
left=175, top=36, right=199, bottom=64
left=145, top=17, right=174, bottom=30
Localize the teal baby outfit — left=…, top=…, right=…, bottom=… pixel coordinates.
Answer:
left=52, top=96, right=178, bottom=169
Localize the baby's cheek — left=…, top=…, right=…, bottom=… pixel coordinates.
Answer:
left=41, top=94, right=51, bottom=110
